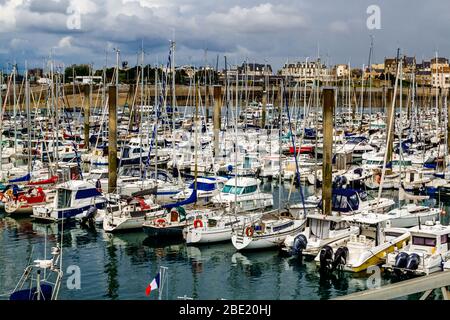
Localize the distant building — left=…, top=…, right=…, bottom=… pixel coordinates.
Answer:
left=384, top=58, right=397, bottom=75
left=417, top=60, right=431, bottom=72
left=384, top=56, right=416, bottom=79
left=432, top=66, right=450, bottom=88
left=279, top=58, right=330, bottom=82
left=416, top=71, right=432, bottom=86
left=334, top=64, right=349, bottom=78
left=75, top=76, right=103, bottom=85
left=431, top=57, right=449, bottom=71
left=37, top=78, right=52, bottom=85
left=238, top=62, right=272, bottom=77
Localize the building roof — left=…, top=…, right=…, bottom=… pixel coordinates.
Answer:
left=431, top=57, right=449, bottom=64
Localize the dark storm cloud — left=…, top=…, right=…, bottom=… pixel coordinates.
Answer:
left=0, top=0, right=449, bottom=71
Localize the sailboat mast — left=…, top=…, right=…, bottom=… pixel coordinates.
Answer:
left=278, top=83, right=283, bottom=213
left=25, top=62, right=31, bottom=175
left=194, top=68, right=199, bottom=199
left=140, top=43, right=144, bottom=178
left=368, top=36, right=374, bottom=128
left=172, top=40, right=176, bottom=133
left=154, top=66, right=158, bottom=184
left=234, top=64, right=238, bottom=215
left=13, top=63, right=17, bottom=153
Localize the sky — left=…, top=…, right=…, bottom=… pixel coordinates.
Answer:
left=0, top=0, right=449, bottom=73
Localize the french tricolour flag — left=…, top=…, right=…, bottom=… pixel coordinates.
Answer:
left=145, top=272, right=160, bottom=296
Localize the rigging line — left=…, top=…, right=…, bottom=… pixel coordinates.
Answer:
left=283, top=81, right=307, bottom=215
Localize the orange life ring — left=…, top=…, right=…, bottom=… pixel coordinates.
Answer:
left=375, top=174, right=381, bottom=184
left=245, top=227, right=254, bottom=237
left=155, top=218, right=166, bottom=227
left=194, top=219, right=203, bottom=229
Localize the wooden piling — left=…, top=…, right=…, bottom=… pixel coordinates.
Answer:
left=108, top=85, right=118, bottom=194
left=262, top=86, right=267, bottom=129
left=213, top=85, right=222, bottom=158
left=322, top=88, right=335, bottom=216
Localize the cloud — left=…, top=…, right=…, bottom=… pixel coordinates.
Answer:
left=58, top=36, right=72, bottom=48
left=205, top=3, right=307, bottom=34
left=10, top=38, right=29, bottom=49
left=0, top=0, right=25, bottom=30
left=329, top=21, right=350, bottom=34
left=0, top=0, right=449, bottom=71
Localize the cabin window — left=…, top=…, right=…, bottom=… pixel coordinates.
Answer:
left=222, top=185, right=232, bottom=193
left=412, top=236, right=436, bottom=247
left=122, top=148, right=130, bottom=158
left=57, top=189, right=72, bottom=209
left=441, top=235, right=448, bottom=244
left=243, top=157, right=252, bottom=169
left=243, top=185, right=257, bottom=194
left=223, top=185, right=243, bottom=194
left=208, top=219, right=217, bottom=228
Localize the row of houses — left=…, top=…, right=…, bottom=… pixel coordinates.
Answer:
left=11, top=56, right=450, bottom=89
left=215, top=56, right=450, bottom=88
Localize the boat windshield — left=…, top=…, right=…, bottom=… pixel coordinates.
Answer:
left=222, top=185, right=244, bottom=194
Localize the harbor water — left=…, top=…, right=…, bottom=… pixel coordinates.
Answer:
left=1, top=182, right=447, bottom=300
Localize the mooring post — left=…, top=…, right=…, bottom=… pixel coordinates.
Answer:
left=213, top=85, right=222, bottom=158
left=83, top=84, right=90, bottom=149
left=108, top=85, right=118, bottom=194
left=262, top=85, right=267, bottom=129
left=205, top=85, right=210, bottom=121
left=322, top=88, right=335, bottom=216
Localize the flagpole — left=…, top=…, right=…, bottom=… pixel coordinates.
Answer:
left=158, top=266, right=168, bottom=300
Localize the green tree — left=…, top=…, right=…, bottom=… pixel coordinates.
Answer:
left=65, top=64, right=91, bottom=82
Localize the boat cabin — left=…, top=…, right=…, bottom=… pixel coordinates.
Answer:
left=408, top=222, right=450, bottom=255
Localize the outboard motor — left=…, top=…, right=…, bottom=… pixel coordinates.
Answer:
left=394, top=252, right=409, bottom=269
left=340, top=176, right=348, bottom=187
left=406, top=253, right=420, bottom=271
left=81, top=206, right=98, bottom=228
left=333, top=176, right=342, bottom=188
left=332, top=247, right=349, bottom=270
left=291, top=234, right=308, bottom=256
left=319, top=246, right=334, bottom=271
left=354, top=167, right=363, bottom=177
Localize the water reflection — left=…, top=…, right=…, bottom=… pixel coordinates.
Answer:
left=104, top=238, right=119, bottom=300
left=1, top=182, right=450, bottom=300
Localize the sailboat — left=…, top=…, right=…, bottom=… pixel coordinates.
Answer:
left=102, top=194, right=165, bottom=232
left=9, top=245, right=63, bottom=300
left=231, top=83, right=307, bottom=251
